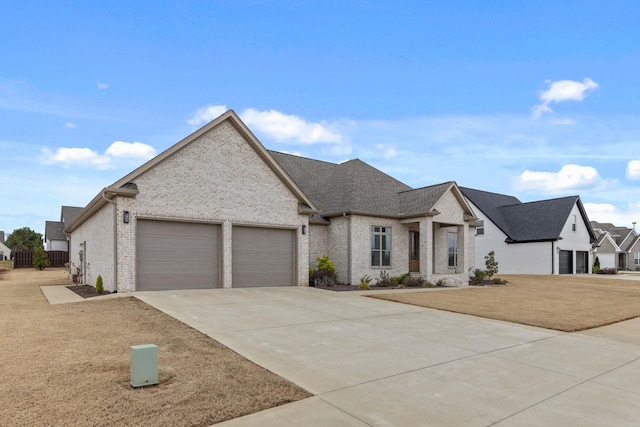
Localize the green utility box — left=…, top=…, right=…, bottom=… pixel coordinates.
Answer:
left=130, top=344, right=158, bottom=388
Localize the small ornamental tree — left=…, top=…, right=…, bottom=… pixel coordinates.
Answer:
left=96, top=275, right=104, bottom=294
left=593, top=256, right=600, bottom=273
left=484, top=251, right=499, bottom=279
left=33, top=247, right=50, bottom=270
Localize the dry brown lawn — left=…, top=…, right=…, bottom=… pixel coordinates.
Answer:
left=0, top=268, right=310, bottom=426
left=371, top=274, right=640, bottom=332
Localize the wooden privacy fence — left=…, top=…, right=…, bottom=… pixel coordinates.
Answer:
left=12, top=250, right=69, bottom=269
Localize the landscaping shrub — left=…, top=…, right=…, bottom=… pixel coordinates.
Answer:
left=402, top=275, right=425, bottom=287
left=315, top=255, right=336, bottom=273
left=592, top=256, right=600, bottom=274
left=357, top=282, right=371, bottom=290
left=359, top=274, right=372, bottom=286
left=33, top=247, right=50, bottom=270
left=96, top=275, right=104, bottom=294
left=469, top=268, right=486, bottom=285
left=597, top=267, right=618, bottom=275
left=375, top=270, right=394, bottom=287
left=392, top=273, right=411, bottom=286
left=310, top=268, right=337, bottom=287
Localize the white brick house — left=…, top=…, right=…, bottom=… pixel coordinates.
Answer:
left=270, top=153, right=478, bottom=285
left=66, top=110, right=477, bottom=292
left=66, top=111, right=317, bottom=292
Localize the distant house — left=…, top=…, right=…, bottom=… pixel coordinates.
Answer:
left=45, top=206, right=83, bottom=251
left=461, top=187, right=596, bottom=274
left=591, top=221, right=640, bottom=270
left=0, top=231, right=10, bottom=260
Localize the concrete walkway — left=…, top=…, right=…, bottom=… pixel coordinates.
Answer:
left=134, top=287, right=640, bottom=426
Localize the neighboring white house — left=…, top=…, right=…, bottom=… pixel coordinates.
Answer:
left=65, top=110, right=477, bottom=292
left=461, top=187, right=596, bottom=275
left=0, top=231, right=10, bottom=260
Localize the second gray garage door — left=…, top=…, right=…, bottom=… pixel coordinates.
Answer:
left=137, top=220, right=220, bottom=291
left=232, top=226, right=295, bottom=287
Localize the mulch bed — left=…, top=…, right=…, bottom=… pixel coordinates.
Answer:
left=313, top=279, right=506, bottom=291
left=66, top=285, right=112, bottom=298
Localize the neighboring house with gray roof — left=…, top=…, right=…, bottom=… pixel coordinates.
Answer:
left=271, top=152, right=478, bottom=285
left=590, top=221, right=639, bottom=270
left=461, top=187, right=596, bottom=274
left=45, top=206, right=83, bottom=251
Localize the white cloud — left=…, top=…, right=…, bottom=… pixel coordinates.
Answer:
left=626, top=159, right=640, bottom=179
left=42, top=147, right=111, bottom=169
left=105, top=141, right=156, bottom=159
left=532, top=78, right=599, bottom=118
left=376, top=144, right=397, bottom=159
left=187, top=105, right=228, bottom=126
left=97, top=81, right=109, bottom=90
left=584, top=202, right=640, bottom=227
left=240, top=108, right=343, bottom=144
left=188, top=105, right=345, bottom=145
left=516, top=164, right=604, bottom=194
left=42, top=141, right=157, bottom=170
left=65, top=122, right=76, bottom=129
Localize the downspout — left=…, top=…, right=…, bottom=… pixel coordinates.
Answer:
left=551, top=240, right=555, bottom=274
left=102, top=192, right=118, bottom=293
left=343, top=213, right=352, bottom=285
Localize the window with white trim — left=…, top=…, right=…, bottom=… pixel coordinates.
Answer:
left=572, top=215, right=577, bottom=232
left=448, top=231, right=458, bottom=268
left=476, top=220, right=485, bottom=236
left=371, top=226, right=391, bottom=267
left=635, top=252, right=640, bottom=265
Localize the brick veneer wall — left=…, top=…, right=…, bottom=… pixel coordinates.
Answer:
left=72, top=120, right=310, bottom=292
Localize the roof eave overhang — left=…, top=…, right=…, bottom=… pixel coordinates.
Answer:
left=65, top=187, right=139, bottom=234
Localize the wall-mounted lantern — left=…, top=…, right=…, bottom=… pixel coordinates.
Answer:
left=301, top=225, right=307, bottom=235
left=123, top=211, right=130, bottom=224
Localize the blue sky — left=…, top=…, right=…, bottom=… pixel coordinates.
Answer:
left=2, top=1, right=640, bottom=238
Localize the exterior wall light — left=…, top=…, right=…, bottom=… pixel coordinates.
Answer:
left=123, top=211, right=130, bottom=224
left=302, top=225, right=307, bottom=235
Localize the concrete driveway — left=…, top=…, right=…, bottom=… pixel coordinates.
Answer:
left=135, top=287, right=640, bottom=426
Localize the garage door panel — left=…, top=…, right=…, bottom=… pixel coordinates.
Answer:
left=232, top=226, right=295, bottom=287
left=137, top=220, right=220, bottom=291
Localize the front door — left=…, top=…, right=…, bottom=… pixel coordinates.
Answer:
left=409, top=231, right=420, bottom=272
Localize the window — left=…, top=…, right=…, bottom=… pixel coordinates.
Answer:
left=476, top=220, right=485, bottom=236
left=448, top=231, right=457, bottom=268
left=572, top=215, right=577, bottom=232
left=371, top=226, right=391, bottom=267
left=635, top=252, right=640, bottom=266
left=410, top=231, right=419, bottom=260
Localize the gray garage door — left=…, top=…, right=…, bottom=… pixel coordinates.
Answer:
left=232, top=226, right=295, bottom=287
left=137, top=220, right=220, bottom=291
left=559, top=250, right=573, bottom=274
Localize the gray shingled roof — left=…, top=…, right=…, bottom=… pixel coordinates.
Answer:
left=459, top=187, right=521, bottom=237
left=61, top=206, right=83, bottom=225
left=45, top=221, right=66, bottom=241
left=590, top=221, right=634, bottom=246
left=461, top=187, right=595, bottom=243
left=269, top=151, right=456, bottom=219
